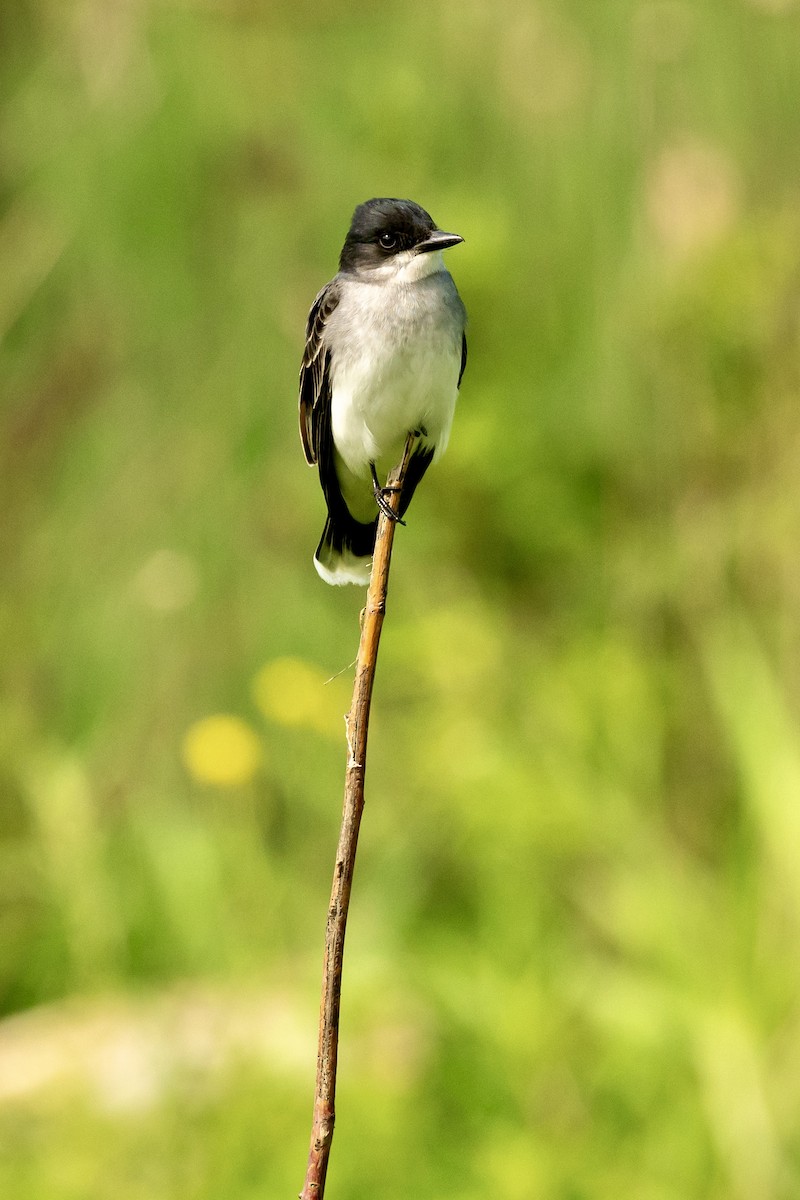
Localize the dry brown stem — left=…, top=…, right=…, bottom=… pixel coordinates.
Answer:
left=300, top=435, right=416, bottom=1199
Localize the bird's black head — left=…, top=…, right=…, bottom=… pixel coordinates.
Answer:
left=339, top=198, right=463, bottom=275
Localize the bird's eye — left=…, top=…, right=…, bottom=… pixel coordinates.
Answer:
left=378, top=232, right=398, bottom=251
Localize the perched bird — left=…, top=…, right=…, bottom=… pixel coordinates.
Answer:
left=299, top=197, right=467, bottom=585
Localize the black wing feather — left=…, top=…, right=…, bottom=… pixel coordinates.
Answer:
left=298, top=281, right=340, bottom=466
left=298, top=279, right=373, bottom=544
left=458, top=332, right=467, bottom=388
left=397, top=444, right=435, bottom=520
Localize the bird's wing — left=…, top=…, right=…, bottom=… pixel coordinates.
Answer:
left=298, top=281, right=340, bottom=466
left=458, top=331, right=467, bottom=388
left=397, top=443, right=435, bottom=520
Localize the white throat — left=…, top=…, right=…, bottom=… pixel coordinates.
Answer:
left=366, top=249, right=447, bottom=285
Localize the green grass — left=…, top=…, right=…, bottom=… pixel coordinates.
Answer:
left=2, top=0, right=800, bottom=1195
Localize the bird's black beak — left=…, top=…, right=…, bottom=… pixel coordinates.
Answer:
left=415, top=230, right=464, bottom=254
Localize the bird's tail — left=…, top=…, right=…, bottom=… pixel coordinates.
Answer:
left=314, top=513, right=377, bottom=586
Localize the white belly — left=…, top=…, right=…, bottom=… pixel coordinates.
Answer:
left=331, top=342, right=458, bottom=471
left=327, top=272, right=463, bottom=490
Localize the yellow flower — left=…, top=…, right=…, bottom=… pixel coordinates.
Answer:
left=253, top=657, right=350, bottom=738
left=182, top=715, right=263, bottom=786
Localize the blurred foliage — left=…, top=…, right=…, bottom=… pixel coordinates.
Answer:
left=2, top=0, right=800, bottom=1196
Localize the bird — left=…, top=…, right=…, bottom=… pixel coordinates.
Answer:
left=299, top=197, right=467, bottom=585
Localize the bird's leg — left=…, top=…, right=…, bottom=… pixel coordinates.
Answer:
left=371, top=462, right=407, bottom=525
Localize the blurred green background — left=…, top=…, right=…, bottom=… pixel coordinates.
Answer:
left=2, top=0, right=800, bottom=1196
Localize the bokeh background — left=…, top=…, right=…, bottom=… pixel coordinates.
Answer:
left=2, top=1, right=800, bottom=1196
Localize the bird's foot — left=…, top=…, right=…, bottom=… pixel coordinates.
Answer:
left=370, top=464, right=406, bottom=524
left=373, top=485, right=407, bottom=524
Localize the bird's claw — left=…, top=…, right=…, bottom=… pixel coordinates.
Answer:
left=373, top=486, right=406, bottom=524
left=370, top=463, right=406, bottom=524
